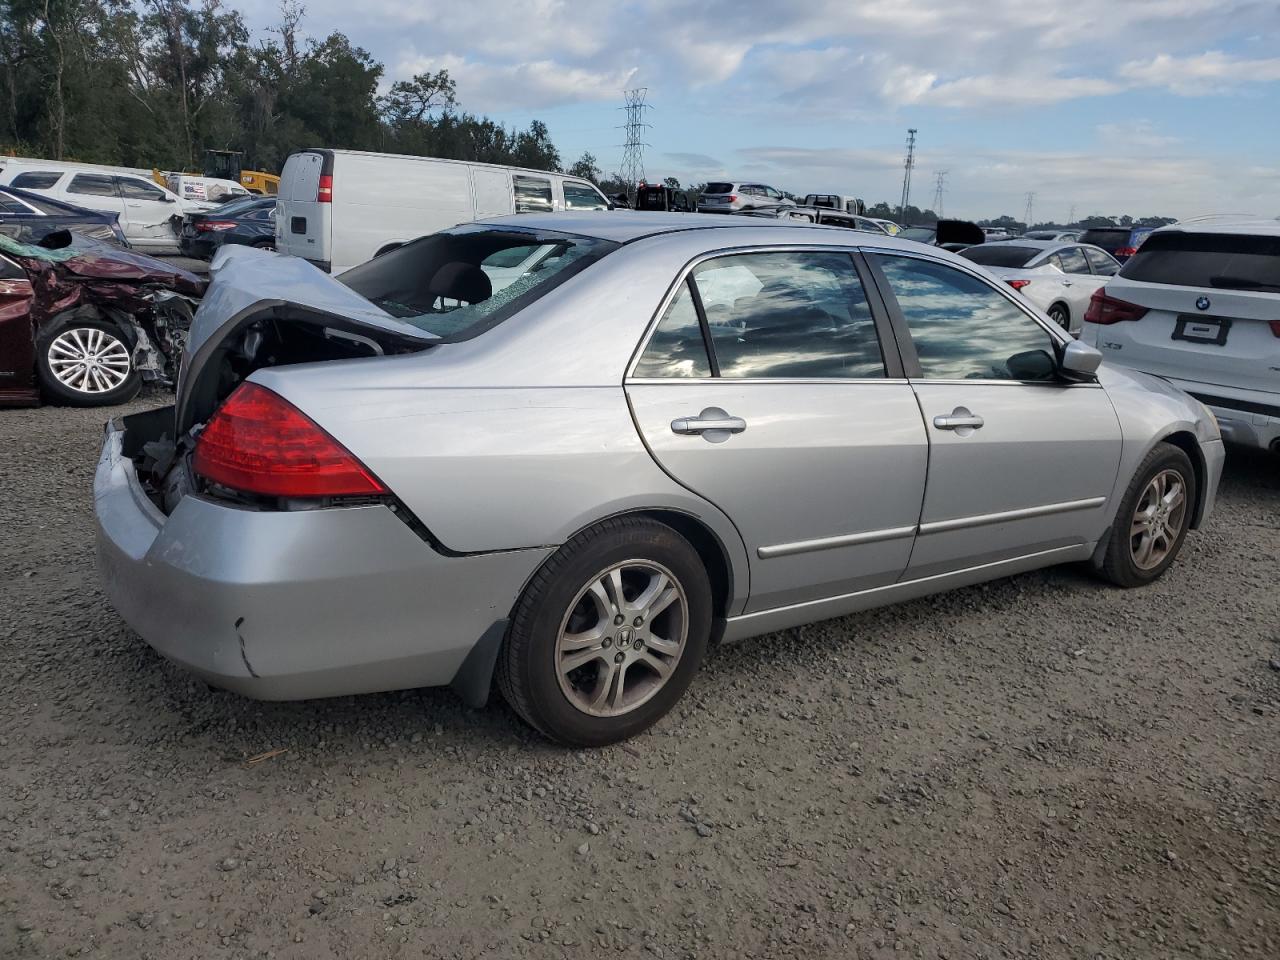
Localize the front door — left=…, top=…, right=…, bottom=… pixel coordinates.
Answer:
left=626, top=249, right=928, bottom=612
left=866, top=251, right=1123, bottom=579
left=114, top=176, right=180, bottom=248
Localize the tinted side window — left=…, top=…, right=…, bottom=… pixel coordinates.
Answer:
left=0, top=194, right=34, bottom=214
left=68, top=175, right=118, bottom=198
left=633, top=281, right=712, bottom=378
left=1084, top=247, right=1119, bottom=276
left=693, top=251, right=885, bottom=379
left=874, top=254, right=1057, bottom=382
left=10, top=172, right=61, bottom=190
left=512, top=176, right=553, bottom=213
left=117, top=177, right=165, bottom=201
left=562, top=181, right=608, bottom=210
left=1056, top=246, right=1090, bottom=274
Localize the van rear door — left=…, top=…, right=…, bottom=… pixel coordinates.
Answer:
left=277, top=150, right=331, bottom=270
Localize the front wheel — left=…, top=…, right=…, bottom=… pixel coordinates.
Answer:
left=497, top=517, right=712, bottom=746
left=35, top=320, right=141, bottom=407
left=1098, top=442, right=1195, bottom=587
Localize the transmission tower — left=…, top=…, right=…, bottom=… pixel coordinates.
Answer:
left=898, top=129, right=917, bottom=219
left=1023, top=191, right=1036, bottom=228
left=931, top=170, right=948, bottom=218
left=1067, top=202, right=1077, bottom=226
left=619, top=88, right=652, bottom=205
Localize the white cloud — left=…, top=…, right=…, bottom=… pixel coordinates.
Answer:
left=395, top=54, right=637, bottom=112
left=1096, top=121, right=1182, bottom=150
left=1120, top=51, right=1280, bottom=95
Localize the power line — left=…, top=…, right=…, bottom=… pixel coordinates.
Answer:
left=619, top=88, right=651, bottom=205
left=931, top=170, right=948, bottom=218
left=1023, top=191, right=1036, bottom=228
left=899, top=129, right=917, bottom=220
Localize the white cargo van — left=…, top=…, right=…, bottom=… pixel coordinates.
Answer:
left=275, top=149, right=611, bottom=274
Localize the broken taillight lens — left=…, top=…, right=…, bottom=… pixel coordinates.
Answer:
left=195, top=221, right=237, bottom=232
left=193, top=382, right=386, bottom=498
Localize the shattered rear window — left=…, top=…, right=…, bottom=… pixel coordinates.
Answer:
left=339, top=225, right=619, bottom=341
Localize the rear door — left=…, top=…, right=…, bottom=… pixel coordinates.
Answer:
left=867, top=251, right=1122, bottom=578
left=512, top=174, right=554, bottom=213
left=626, top=248, right=928, bottom=613
left=1092, top=231, right=1280, bottom=395
left=277, top=150, right=329, bottom=267
left=1051, top=245, right=1107, bottom=332
left=64, top=174, right=127, bottom=229
left=114, top=175, right=179, bottom=248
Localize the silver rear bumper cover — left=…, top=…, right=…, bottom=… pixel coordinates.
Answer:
left=94, top=417, right=550, bottom=701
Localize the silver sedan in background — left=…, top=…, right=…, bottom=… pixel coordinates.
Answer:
left=95, top=213, right=1223, bottom=746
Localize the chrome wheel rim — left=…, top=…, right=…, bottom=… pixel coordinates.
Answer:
left=48, top=328, right=131, bottom=394
left=555, top=560, right=688, bottom=718
left=1130, top=469, right=1187, bottom=570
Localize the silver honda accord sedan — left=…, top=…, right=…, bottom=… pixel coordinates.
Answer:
left=94, top=212, right=1225, bottom=746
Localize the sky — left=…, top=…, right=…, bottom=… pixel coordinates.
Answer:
left=237, top=0, right=1280, bottom=221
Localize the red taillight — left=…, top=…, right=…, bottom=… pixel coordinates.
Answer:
left=1084, top=289, right=1149, bottom=325
left=1115, top=246, right=1137, bottom=259
left=195, top=221, right=237, bottom=232
left=1270, top=320, right=1280, bottom=338
left=1007, top=279, right=1031, bottom=291
left=726, top=195, right=737, bottom=202
left=193, top=382, right=386, bottom=498
left=316, top=174, right=333, bottom=203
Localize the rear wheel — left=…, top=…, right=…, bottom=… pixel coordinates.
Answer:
left=252, top=238, right=275, bottom=252
left=1047, top=303, right=1070, bottom=330
left=35, top=319, right=140, bottom=407
left=497, top=517, right=712, bottom=746
left=1098, top=442, right=1195, bottom=587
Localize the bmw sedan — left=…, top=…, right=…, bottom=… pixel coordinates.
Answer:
left=95, top=213, right=1224, bottom=746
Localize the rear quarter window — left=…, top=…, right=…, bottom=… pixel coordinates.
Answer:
left=1119, top=232, right=1280, bottom=292
left=10, top=171, right=62, bottom=190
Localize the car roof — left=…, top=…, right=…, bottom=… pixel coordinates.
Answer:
left=1152, top=216, right=1280, bottom=237
left=476, top=211, right=952, bottom=252
left=976, top=239, right=1080, bottom=250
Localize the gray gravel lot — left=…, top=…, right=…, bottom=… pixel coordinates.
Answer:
left=1, top=393, right=1277, bottom=959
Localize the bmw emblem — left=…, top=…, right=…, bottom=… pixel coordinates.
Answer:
left=1195, top=296, right=1211, bottom=311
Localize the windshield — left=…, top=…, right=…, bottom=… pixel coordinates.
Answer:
left=1119, top=231, right=1280, bottom=292
left=339, top=225, right=618, bottom=340
left=959, top=245, right=1041, bottom=267
left=901, top=227, right=936, bottom=242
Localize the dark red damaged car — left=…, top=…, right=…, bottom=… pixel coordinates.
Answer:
left=0, top=232, right=205, bottom=407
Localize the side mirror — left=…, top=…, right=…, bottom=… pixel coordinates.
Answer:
left=1060, top=338, right=1102, bottom=377
left=1006, top=349, right=1057, bottom=381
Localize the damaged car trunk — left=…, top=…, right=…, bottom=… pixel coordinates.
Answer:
left=0, top=231, right=205, bottom=407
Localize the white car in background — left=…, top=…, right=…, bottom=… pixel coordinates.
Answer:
left=960, top=240, right=1121, bottom=334
left=0, top=159, right=200, bottom=249
left=1081, top=217, right=1280, bottom=453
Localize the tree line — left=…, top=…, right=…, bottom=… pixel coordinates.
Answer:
left=0, top=0, right=571, bottom=175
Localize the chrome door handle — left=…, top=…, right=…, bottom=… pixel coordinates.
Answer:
left=1062, top=280, right=1074, bottom=287
left=933, top=410, right=984, bottom=430
left=671, top=407, right=747, bottom=436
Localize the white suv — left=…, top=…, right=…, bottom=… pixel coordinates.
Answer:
left=1082, top=217, right=1280, bottom=452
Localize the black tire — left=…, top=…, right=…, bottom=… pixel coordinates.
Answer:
left=1098, top=442, right=1196, bottom=587
left=1047, top=303, right=1070, bottom=330
left=497, top=516, right=712, bottom=747
left=252, top=238, right=275, bottom=251
left=35, top=318, right=141, bottom=407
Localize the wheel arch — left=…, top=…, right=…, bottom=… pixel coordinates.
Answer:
left=1157, top=430, right=1209, bottom=529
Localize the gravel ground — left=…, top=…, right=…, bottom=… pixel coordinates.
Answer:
left=1, top=393, right=1277, bottom=959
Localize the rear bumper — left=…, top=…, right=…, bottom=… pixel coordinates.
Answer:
left=93, top=413, right=551, bottom=701
left=1165, top=378, right=1280, bottom=452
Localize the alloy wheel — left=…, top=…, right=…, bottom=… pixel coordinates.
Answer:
left=1129, top=468, right=1187, bottom=570
left=47, top=328, right=132, bottom=394
left=555, top=560, right=688, bottom=717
